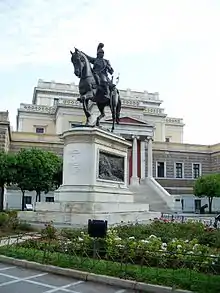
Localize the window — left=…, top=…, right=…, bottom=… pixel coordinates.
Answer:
left=165, top=137, right=170, bottom=142
left=195, top=199, right=201, bottom=212
left=156, top=162, right=165, bottom=178
left=54, top=98, right=59, bottom=105
left=36, top=127, right=45, bottom=134
left=175, top=163, right=183, bottom=178
left=45, top=197, right=54, bottom=202
left=192, top=163, right=201, bottom=179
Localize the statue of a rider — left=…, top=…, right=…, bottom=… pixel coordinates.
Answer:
left=82, top=43, right=114, bottom=99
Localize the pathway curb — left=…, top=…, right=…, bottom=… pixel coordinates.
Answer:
left=0, top=255, right=192, bottom=293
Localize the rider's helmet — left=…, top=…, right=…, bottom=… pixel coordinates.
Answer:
left=97, top=43, right=104, bottom=57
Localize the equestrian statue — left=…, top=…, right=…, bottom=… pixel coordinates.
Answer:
left=70, top=43, right=121, bottom=132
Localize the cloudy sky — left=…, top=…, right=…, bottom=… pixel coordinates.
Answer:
left=0, top=0, right=219, bottom=144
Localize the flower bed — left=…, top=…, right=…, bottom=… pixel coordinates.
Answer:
left=1, top=245, right=220, bottom=293
left=16, top=222, right=220, bottom=274
left=1, top=221, right=220, bottom=293
left=113, top=220, right=220, bottom=249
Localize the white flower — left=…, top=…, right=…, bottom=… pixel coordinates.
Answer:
left=161, top=243, right=167, bottom=251
left=128, top=236, right=135, bottom=240
left=185, top=240, right=189, bottom=243
left=193, top=244, right=199, bottom=250
left=116, top=244, right=124, bottom=248
left=78, top=237, right=83, bottom=242
left=140, top=240, right=149, bottom=243
left=149, top=235, right=157, bottom=239
left=114, top=237, right=121, bottom=241
left=177, top=245, right=182, bottom=249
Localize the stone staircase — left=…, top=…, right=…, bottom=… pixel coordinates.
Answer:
left=129, top=180, right=173, bottom=213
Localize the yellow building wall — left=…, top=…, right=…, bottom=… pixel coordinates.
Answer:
left=19, top=117, right=56, bottom=134
left=165, top=125, right=183, bottom=143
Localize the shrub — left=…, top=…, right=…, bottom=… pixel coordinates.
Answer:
left=16, top=221, right=33, bottom=232
left=41, top=222, right=57, bottom=240
left=0, top=212, right=9, bottom=227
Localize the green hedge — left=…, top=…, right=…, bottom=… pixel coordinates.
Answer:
left=0, top=246, right=219, bottom=293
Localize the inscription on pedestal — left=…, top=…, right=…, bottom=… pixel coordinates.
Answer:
left=67, top=150, right=80, bottom=175
left=98, top=151, right=125, bottom=182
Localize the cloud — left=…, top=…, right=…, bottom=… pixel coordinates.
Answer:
left=1, top=0, right=219, bottom=67
left=1, top=0, right=220, bottom=144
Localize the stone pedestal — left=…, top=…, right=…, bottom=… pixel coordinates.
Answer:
left=19, top=127, right=159, bottom=227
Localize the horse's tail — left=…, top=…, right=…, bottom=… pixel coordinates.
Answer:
left=116, top=89, right=121, bottom=124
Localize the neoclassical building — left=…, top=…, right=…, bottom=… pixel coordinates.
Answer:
left=1, top=79, right=220, bottom=213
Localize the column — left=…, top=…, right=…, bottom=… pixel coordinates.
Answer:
left=147, top=137, right=153, bottom=177
left=140, top=140, right=146, bottom=180
left=130, top=135, right=140, bottom=186
left=127, top=147, right=132, bottom=186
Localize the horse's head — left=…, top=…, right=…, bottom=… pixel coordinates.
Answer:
left=70, top=48, right=85, bottom=78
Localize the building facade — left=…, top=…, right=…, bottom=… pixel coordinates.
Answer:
left=1, top=79, right=220, bottom=213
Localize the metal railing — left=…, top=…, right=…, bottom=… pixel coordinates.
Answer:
left=0, top=229, right=220, bottom=293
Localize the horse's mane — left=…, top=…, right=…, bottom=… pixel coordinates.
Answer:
left=79, top=52, right=93, bottom=73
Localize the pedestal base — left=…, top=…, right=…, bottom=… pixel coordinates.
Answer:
left=18, top=127, right=161, bottom=226
left=18, top=208, right=160, bottom=227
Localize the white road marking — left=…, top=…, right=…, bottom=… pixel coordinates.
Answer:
left=0, top=266, right=15, bottom=271
left=114, top=290, right=126, bottom=293
left=42, top=280, right=84, bottom=293
left=0, top=272, right=48, bottom=287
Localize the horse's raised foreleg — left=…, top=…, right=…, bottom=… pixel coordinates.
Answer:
left=96, top=103, right=105, bottom=127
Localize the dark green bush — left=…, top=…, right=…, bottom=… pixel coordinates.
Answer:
left=0, top=212, right=9, bottom=227
left=16, top=221, right=32, bottom=232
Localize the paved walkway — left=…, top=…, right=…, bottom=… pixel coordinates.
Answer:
left=0, top=263, right=138, bottom=293
left=0, top=234, right=40, bottom=246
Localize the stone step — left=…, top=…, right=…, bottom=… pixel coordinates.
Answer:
left=129, top=183, right=172, bottom=213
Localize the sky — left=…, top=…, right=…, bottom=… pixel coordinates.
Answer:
left=0, top=0, right=219, bottom=145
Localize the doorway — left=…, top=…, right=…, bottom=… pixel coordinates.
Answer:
left=157, top=162, right=165, bottom=178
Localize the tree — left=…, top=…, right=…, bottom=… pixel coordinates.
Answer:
left=194, top=174, right=220, bottom=213
left=14, top=150, right=35, bottom=211
left=0, top=151, right=16, bottom=211
left=52, top=162, right=63, bottom=190
left=15, top=148, right=62, bottom=208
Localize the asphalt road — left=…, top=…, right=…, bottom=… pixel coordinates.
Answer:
left=0, top=262, right=139, bottom=293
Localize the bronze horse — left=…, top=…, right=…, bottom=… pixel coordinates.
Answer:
left=70, top=48, right=121, bottom=132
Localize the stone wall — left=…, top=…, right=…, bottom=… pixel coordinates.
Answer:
left=210, top=151, right=220, bottom=172
left=0, top=111, right=10, bottom=152
left=156, top=178, right=195, bottom=188
left=9, top=132, right=63, bottom=156
left=9, top=141, right=63, bottom=156
left=150, top=150, right=211, bottom=178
